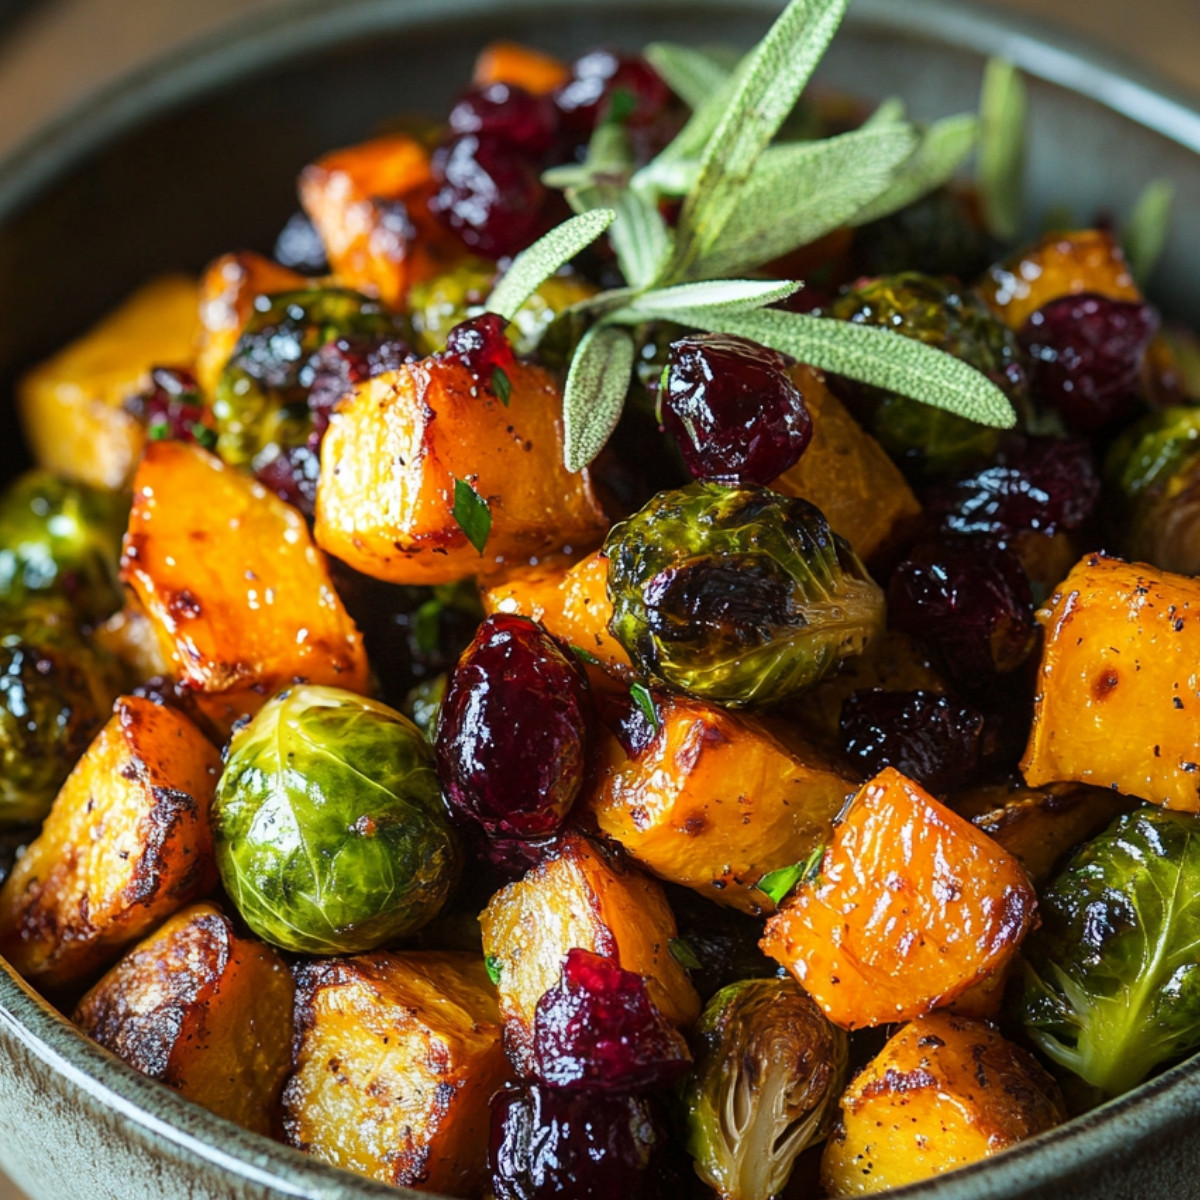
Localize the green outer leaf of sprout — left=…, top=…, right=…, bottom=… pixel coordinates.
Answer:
left=1124, top=178, right=1175, bottom=286
left=629, top=681, right=660, bottom=731
left=451, top=477, right=491, bottom=555
left=693, top=124, right=919, bottom=278
left=643, top=42, right=732, bottom=109
left=562, top=323, right=636, bottom=472
left=630, top=278, right=801, bottom=315
left=849, top=113, right=979, bottom=227
left=487, top=209, right=616, bottom=321
left=976, top=57, right=1028, bottom=240
left=672, top=0, right=851, bottom=275
left=610, top=188, right=673, bottom=289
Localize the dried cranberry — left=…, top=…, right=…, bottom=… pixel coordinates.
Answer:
left=922, top=436, right=1100, bottom=539
left=442, top=312, right=516, bottom=386
left=430, top=134, right=552, bottom=259
left=839, top=688, right=984, bottom=793
left=273, top=210, right=328, bottom=275
left=532, top=949, right=691, bottom=1092
left=125, top=367, right=215, bottom=449
left=660, top=334, right=813, bottom=485
left=449, top=83, right=560, bottom=158
left=1019, top=293, right=1160, bottom=431
left=490, top=1084, right=671, bottom=1200
left=254, top=444, right=322, bottom=513
left=888, top=540, right=1037, bottom=694
left=555, top=51, right=671, bottom=137
left=435, top=614, right=591, bottom=842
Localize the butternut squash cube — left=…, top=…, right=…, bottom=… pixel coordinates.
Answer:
left=473, top=41, right=570, bottom=94
left=283, top=951, right=506, bottom=1196
left=479, top=833, right=699, bottom=1074
left=761, top=766, right=1035, bottom=1028
left=18, top=275, right=199, bottom=489
left=821, top=1014, right=1065, bottom=1195
left=122, top=440, right=369, bottom=734
left=315, top=357, right=608, bottom=585
left=74, top=902, right=294, bottom=1136
left=1021, top=553, right=1200, bottom=809
left=586, top=695, right=854, bottom=914
left=0, top=697, right=220, bottom=988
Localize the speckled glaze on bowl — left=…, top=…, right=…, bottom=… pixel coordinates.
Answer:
left=2, top=2, right=1200, bottom=1197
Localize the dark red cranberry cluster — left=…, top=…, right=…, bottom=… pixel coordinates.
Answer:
left=124, top=367, right=215, bottom=449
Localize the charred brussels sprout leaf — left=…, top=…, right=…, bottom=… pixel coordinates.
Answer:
left=605, top=483, right=884, bottom=706
left=1016, top=806, right=1200, bottom=1097
left=684, top=977, right=848, bottom=1200
left=212, top=685, right=461, bottom=953
left=0, top=470, right=129, bottom=624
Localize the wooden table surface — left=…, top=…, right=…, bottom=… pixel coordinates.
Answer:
left=0, top=0, right=1196, bottom=1197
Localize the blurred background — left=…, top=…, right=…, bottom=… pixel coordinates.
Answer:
left=0, top=0, right=1194, bottom=1197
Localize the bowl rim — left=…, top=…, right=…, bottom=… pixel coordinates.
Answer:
left=3, top=2, right=1200, bottom=1197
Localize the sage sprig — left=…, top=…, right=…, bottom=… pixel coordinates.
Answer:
left=977, top=58, right=1028, bottom=240
left=1124, top=178, right=1174, bottom=286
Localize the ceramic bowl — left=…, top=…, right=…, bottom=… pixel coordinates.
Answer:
left=2, top=2, right=1200, bottom=1197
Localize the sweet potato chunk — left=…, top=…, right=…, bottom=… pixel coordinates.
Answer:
left=586, top=695, right=854, bottom=914
left=18, top=275, right=199, bottom=489
left=283, top=951, right=506, bottom=1196
left=74, top=902, right=293, bottom=1136
left=473, top=41, right=570, bottom=94
left=821, top=1014, right=1065, bottom=1195
left=479, top=833, right=699, bottom=1074
left=761, top=767, right=1035, bottom=1028
left=1021, top=553, right=1200, bottom=809
left=316, top=357, right=608, bottom=585
left=771, top=367, right=920, bottom=564
left=299, top=135, right=461, bottom=308
left=978, top=228, right=1141, bottom=330
left=0, top=697, right=220, bottom=988
left=122, top=441, right=369, bottom=733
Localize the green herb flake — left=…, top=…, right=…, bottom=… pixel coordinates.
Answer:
left=189, top=423, right=218, bottom=451
left=412, top=598, right=442, bottom=656
left=485, top=955, right=503, bottom=985
left=147, top=420, right=170, bottom=442
left=669, top=937, right=702, bottom=970
left=570, top=644, right=601, bottom=665
left=451, top=477, right=491, bottom=556
left=491, top=365, right=512, bottom=406
left=629, top=681, right=660, bottom=732
left=605, top=86, right=638, bottom=127
left=757, top=843, right=825, bottom=906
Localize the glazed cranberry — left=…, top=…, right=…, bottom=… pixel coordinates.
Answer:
left=490, top=1084, right=671, bottom=1200
left=555, top=51, right=671, bottom=136
left=596, top=688, right=660, bottom=759
left=436, top=614, right=591, bottom=841
left=532, top=949, right=691, bottom=1091
left=305, top=333, right=413, bottom=436
left=1019, top=293, right=1160, bottom=431
left=660, top=334, right=813, bottom=485
left=273, top=210, right=329, bottom=275
left=839, top=688, right=984, bottom=793
left=449, top=83, right=560, bottom=158
left=888, top=540, right=1036, bottom=692
left=442, top=312, right=517, bottom=384
left=430, top=134, right=552, bottom=259
left=125, top=367, right=215, bottom=448
left=922, top=436, right=1100, bottom=539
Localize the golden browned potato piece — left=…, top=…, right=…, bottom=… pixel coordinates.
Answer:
left=283, top=951, right=507, bottom=1196
left=586, top=694, right=854, bottom=914
left=18, top=275, right=199, bottom=489
left=821, top=1014, right=1066, bottom=1195
left=316, top=357, right=608, bottom=585
left=771, top=367, right=920, bottom=565
left=122, top=440, right=369, bottom=735
left=480, top=833, right=699, bottom=1074
left=74, top=902, right=294, bottom=1136
left=761, top=767, right=1035, bottom=1029
left=1021, top=553, right=1200, bottom=810
left=0, top=697, right=220, bottom=989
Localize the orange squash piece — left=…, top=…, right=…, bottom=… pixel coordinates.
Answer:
left=0, top=697, right=220, bottom=989
left=586, top=694, right=854, bottom=915
left=977, top=228, right=1141, bottom=331
left=74, top=902, right=294, bottom=1137
left=821, top=1014, right=1065, bottom=1195
left=18, top=275, right=199, bottom=489
left=473, top=41, right=570, bottom=94
left=479, top=833, right=699, bottom=1074
left=122, top=440, right=369, bottom=734
left=761, top=766, right=1036, bottom=1029
left=316, top=357, right=608, bottom=585
left=283, top=951, right=507, bottom=1195
left=1021, top=553, right=1200, bottom=810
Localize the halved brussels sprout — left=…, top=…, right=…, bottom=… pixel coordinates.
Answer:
left=0, top=470, right=129, bottom=624
left=604, top=483, right=885, bottom=707
left=684, top=977, right=848, bottom=1200
left=212, top=685, right=461, bottom=953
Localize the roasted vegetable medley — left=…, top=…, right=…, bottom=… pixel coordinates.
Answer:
left=5, top=0, right=1200, bottom=1196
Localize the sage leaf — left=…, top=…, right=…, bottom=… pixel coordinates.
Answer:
left=628, top=278, right=801, bottom=316
left=977, top=57, right=1027, bottom=240
left=862, top=96, right=906, bottom=129
left=610, top=187, right=673, bottom=289
left=563, top=323, right=636, bottom=472
left=543, top=121, right=633, bottom=191
left=629, top=681, right=660, bottom=731
left=643, top=42, right=732, bottom=109
left=1125, top=178, right=1174, bottom=286
left=487, top=209, right=616, bottom=321
left=451, top=478, right=491, bottom=556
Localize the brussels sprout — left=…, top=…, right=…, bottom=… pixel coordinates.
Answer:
left=604, top=483, right=885, bottom=707
left=827, top=273, right=1027, bottom=477
left=1015, top=806, right=1200, bottom=1097
left=405, top=673, right=446, bottom=742
left=0, top=604, right=119, bottom=826
left=684, top=977, right=848, bottom=1200
left=0, top=470, right=129, bottom=623
left=212, top=685, right=461, bottom=953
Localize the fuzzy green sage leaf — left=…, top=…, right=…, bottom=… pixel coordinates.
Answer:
left=451, top=477, right=491, bottom=556
left=643, top=42, right=732, bottom=110
left=563, top=323, right=636, bottom=473
left=629, top=278, right=801, bottom=316
left=977, top=57, right=1027, bottom=240
left=1124, top=178, right=1174, bottom=286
